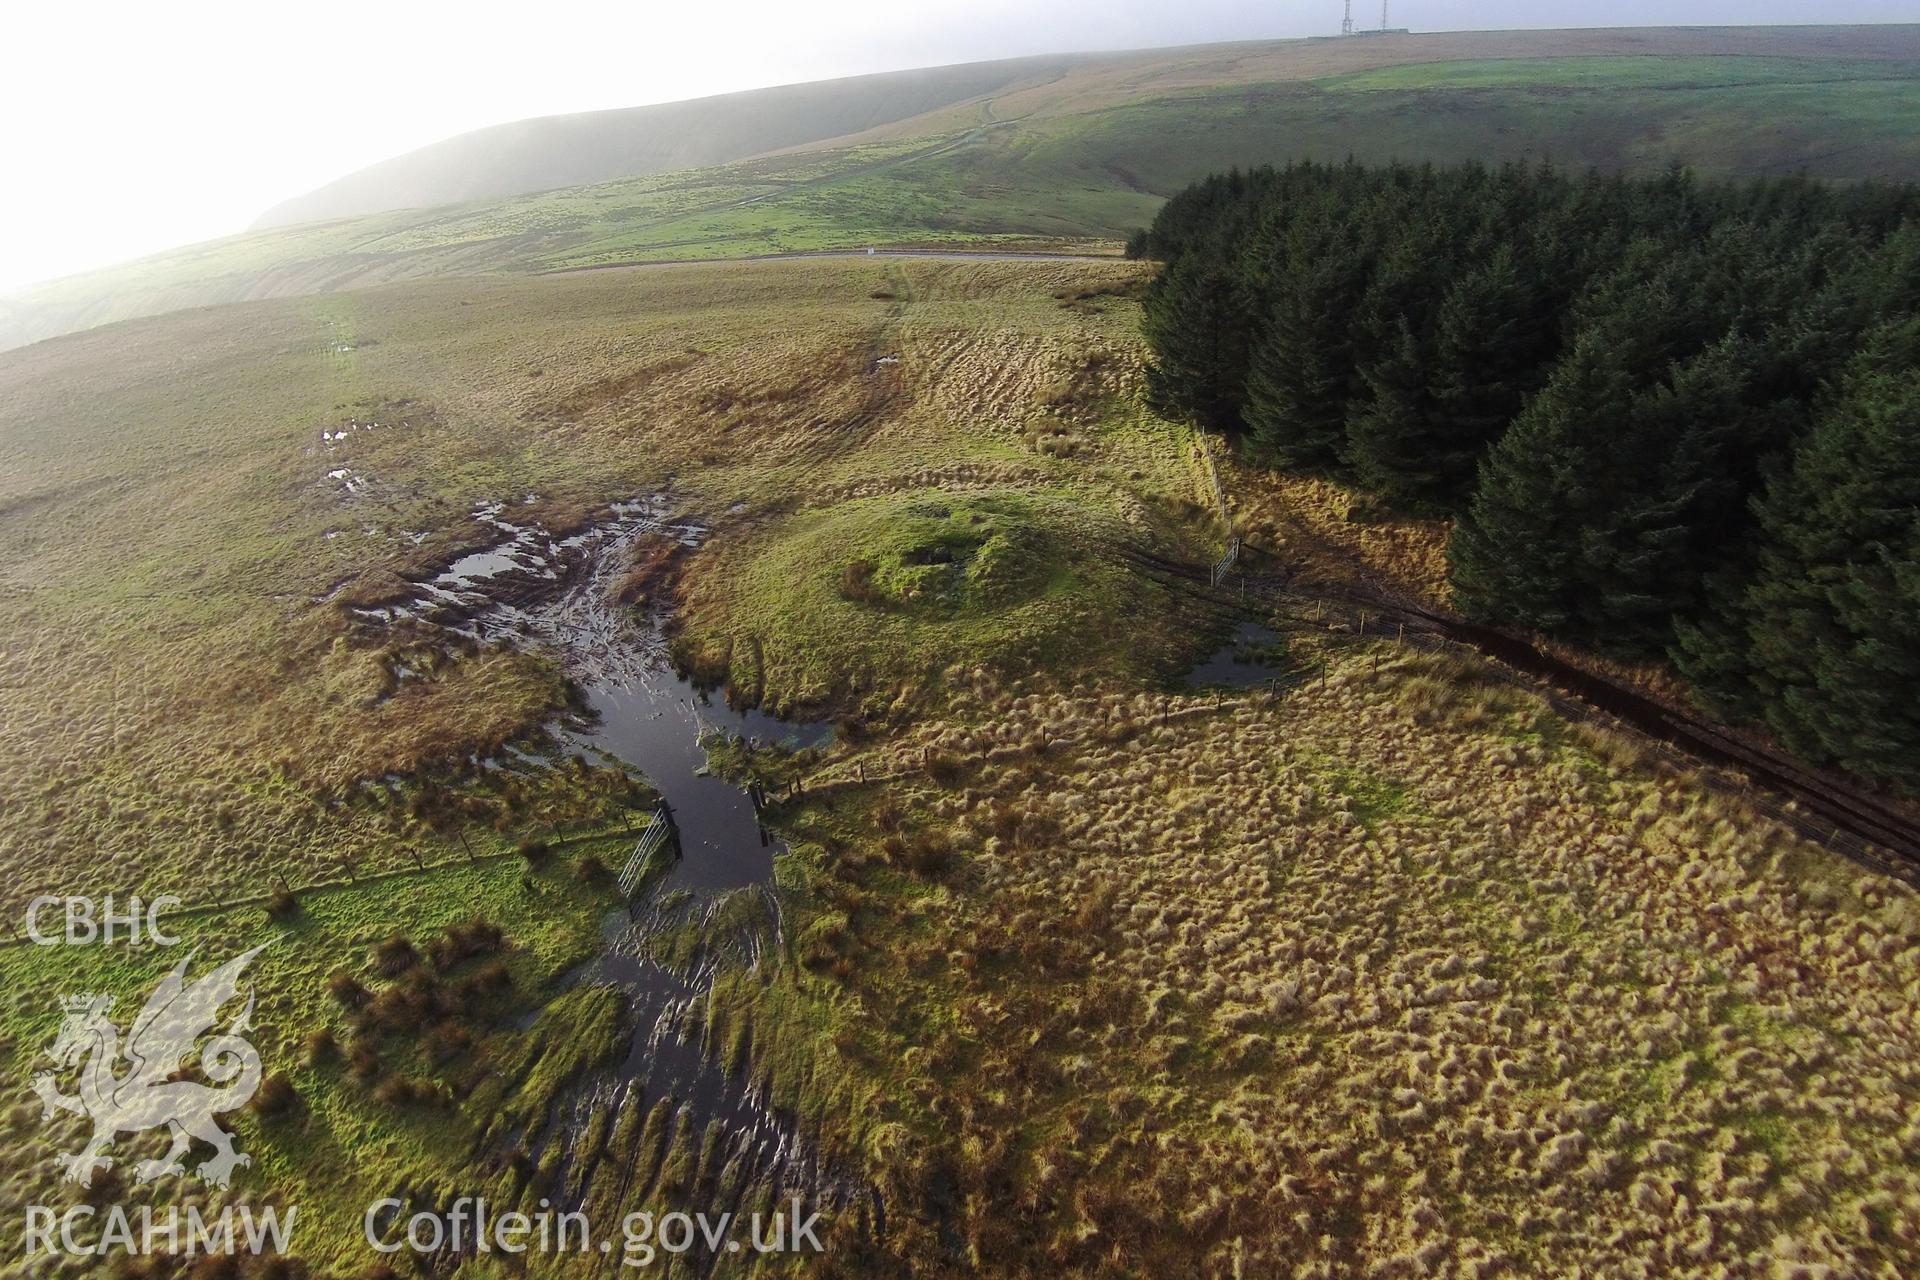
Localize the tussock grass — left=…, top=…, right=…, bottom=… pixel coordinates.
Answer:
left=0, top=852, right=620, bottom=1276
left=13, top=248, right=1920, bottom=1275
left=0, top=256, right=1170, bottom=914
left=744, top=651, right=1920, bottom=1276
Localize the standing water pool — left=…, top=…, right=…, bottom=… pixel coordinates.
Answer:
left=361, top=494, right=862, bottom=1237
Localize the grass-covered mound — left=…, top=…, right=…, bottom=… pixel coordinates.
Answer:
left=675, top=489, right=1188, bottom=716
left=843, top=494, right=1054, bottom=616
left=0, top=254, right=1170, bottom=916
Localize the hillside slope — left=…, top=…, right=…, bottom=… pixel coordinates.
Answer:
left=258, top=24, right=1920, bottom=230
left=253, top=54, right=1085, bottom=228
left=5, top=25, right=1918, bottom=353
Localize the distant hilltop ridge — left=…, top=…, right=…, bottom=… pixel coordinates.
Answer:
left=3, top=24, right=1916, bottom=355
left=251, top=54, right=1086, bottom=229
left=253, top=25, right=1920, bottom=229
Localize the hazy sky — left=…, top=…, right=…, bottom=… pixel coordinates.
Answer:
left=2, top=0, right=1912, bottom=292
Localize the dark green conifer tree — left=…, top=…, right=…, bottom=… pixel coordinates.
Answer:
left=1451, top=322, right=1755, bottom=653
left=1449, top=331, right=1635, bottom=636
left=1241, top=211, right=1369, bottom=468
left=1140, top=253, right=1250, bottom=430
left=1685, top=331, right=1920, bottom=790
left=1429, top=249, right=1555, bottom=489
left=1343, top=319, right=1438, bottom=506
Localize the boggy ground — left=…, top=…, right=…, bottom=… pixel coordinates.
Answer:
left=0, top=254, right=1199, bottom=1276
left=1, top=256, right=1917, bottom=1278
left=0, top=255, right=1171, bottom=917
left=745, top=646, right=1920, bottom=1278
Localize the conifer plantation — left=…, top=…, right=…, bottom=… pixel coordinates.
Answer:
left=1134, top=161, right=1920, bottom=791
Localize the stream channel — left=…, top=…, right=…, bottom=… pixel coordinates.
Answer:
left=358, top=493, right=864, bottom=1255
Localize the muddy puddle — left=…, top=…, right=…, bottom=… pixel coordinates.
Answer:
left=368, top=494, right=832, bottom=892
left=1181, top=619, right=1290, bottom=688
left=529, top=910, right=871, bottom=1249
left=359, top=493, right=864, bottom=1248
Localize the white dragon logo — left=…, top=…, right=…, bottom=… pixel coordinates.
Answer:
left=32, top=944, right=267, bottom=1189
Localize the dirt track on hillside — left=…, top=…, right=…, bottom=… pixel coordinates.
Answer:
left=541, top=247, right=1125, bottom=277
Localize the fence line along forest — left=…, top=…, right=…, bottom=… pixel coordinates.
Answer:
left=1133, top=160, right=1920, bottom=794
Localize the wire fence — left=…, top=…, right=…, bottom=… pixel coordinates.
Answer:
left=1192, top=431, right=1233, bottom=529
left=1210, top=537, right=1241, bottom=586
left=617, top=806, right=675, bottom=896
left=1237, top=575, right=1920, bottom=889
left=0, top=818, right=642, bottom=950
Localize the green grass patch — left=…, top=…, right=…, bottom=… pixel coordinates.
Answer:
left=10, top=40, right=1919, bottom=352
left=1320, top=55, right=1920, bottom=92
left=0, top=853, right=621, bottom=1274
left=677, top=487, right=1193, bottom=715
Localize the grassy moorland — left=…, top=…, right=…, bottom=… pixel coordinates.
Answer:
left=739, top=645, right=1920, bottom=1276
left=0, top=854, right=630, bottom=1278
left=250, top=55, right=1073, bottom=228
left=264, top=30, right=1920, bottom=230
left=5, top=26, right=1919, bottom=350
left=1, top=256, right=1918, bottom=1276
left=0, top=254, right=1197, bottom=1275
left=675, top=489, right=1187, bottom=716
left=0, top=256, right=1173, bottom=916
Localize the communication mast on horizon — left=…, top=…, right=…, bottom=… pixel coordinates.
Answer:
left=1343, top=0, right=1405, bottom=35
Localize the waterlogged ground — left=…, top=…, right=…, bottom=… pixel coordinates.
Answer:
left=2, top=257, right=1919, bottom=1278
left=0, top=254, right=1189, bottom=1277
left=353, top=490, right=861, bottom=1221
left=365, top=492, right=828, bottom=887
left=1179, top=619, right=1289, bottom=689
left=0, top=254, right=1183, bottom=916
left=0, top=494, right=863, bottom=1277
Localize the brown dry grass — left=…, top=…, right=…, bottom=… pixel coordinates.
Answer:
left=0, top=255, right=1170, bottom=913
left=10, top=251, right=1920, bottom=1277
left=772, top=648, right=1920, bottom=1276
left=610, top=532, right=687, bottom=606
left=1230, top=462, right=1454, bottom=605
